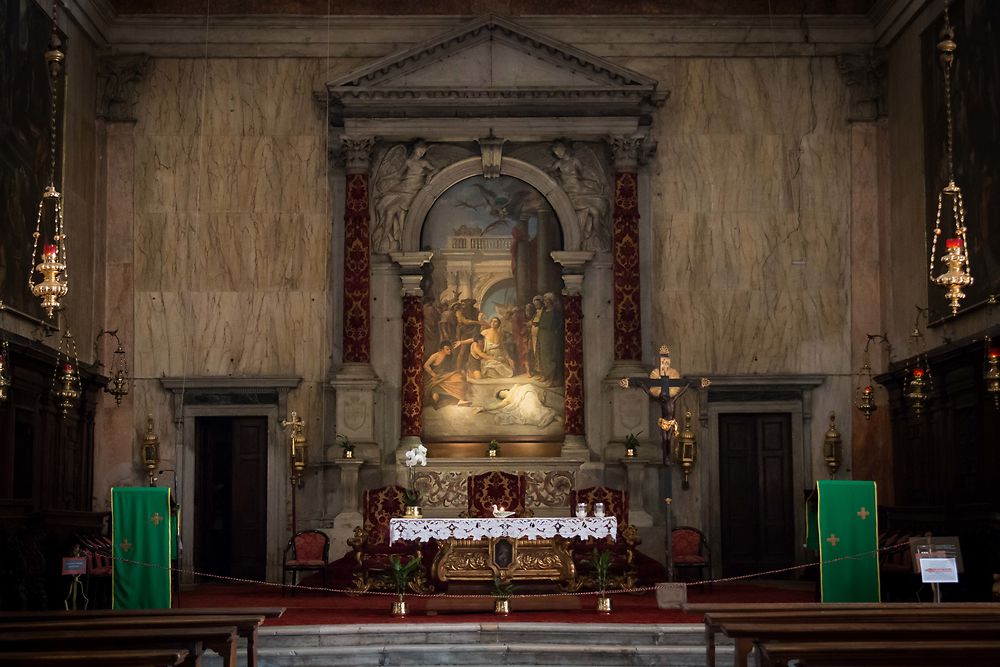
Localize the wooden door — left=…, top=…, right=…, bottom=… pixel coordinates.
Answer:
left=229, top=417, right=268, bottom=580
left=719, top=413, right=794, bottom=576
left=195, top=416, right=267, bottom=580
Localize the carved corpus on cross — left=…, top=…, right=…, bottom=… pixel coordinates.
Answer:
left=618, top=344, right=710, bottom=580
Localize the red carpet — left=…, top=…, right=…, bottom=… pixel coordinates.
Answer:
left=179, top=581, right=814, bottom=626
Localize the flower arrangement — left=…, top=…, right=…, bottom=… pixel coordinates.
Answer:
left=337, top=433, right=354, bottom=458
left=389, top=554, right=422, bottom=616
left=403, top=443, right=428, bottom=508
left=590, top=547, right=613, bottom=613
left=492, top=575, right=515, bottom=615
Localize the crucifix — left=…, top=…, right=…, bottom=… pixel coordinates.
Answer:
left=619, top=345, right=710, bottom=581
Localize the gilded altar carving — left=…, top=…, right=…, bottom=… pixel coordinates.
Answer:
left=432, top=536, right=576, bottom=586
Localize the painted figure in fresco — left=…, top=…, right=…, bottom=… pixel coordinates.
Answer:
left=510, top=304, right=531, bottom=376
left=372, top=141, right=438, bottom=253
left=474, top=384, right=558, bottom=428
left=423, top=339, right=473, bottom=408
left=476, top=317, right=514, bottom=378
left=422, top=296, right=440, bottom=355
left=536, top=292, right=564, bottom=385
left=529, top=295, right=544, bottom=375
left=547, top=141, right=610, bottom=251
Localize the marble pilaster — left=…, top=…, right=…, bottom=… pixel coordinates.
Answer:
left=552, top=251, right=593, bottom=458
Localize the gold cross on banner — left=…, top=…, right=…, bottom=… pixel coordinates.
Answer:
left=857, top=506, right=870, bottom=520
left=120, top=538, right=132, bottom=552
left=150, top=512, right=164, bottom=526
left=826, top=533, right=840, bottom=547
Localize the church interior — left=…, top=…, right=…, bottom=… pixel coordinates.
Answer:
left=1, top=0, right=999, bottom=664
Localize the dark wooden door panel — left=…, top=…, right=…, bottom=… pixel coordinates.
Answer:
left=230, top=417, right=267, bottom=580
left=720, top=413, right=794, bottom=576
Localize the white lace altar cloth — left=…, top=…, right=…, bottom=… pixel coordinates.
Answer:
left=389, top=517, right=617, bottom=543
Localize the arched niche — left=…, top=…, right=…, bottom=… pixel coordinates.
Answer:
left=402, top=156, right=581, bottom=252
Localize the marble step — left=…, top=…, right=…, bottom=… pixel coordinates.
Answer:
left=202, top=623, right=736, bottom=667
left=259, top=622, right=720, bottom=648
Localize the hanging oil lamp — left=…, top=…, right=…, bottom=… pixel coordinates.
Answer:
left=52, top=330, right=81, bottom=417
left=823, top=412, right=843, bottom=479
left=985, top=336, right=999, bottom=410
left=0, top=339, right=11, bottom=402
left=928, top=2, right=973, bottom=316
left=27, top=3, right=69, bottom=319
left=854, top=334, right=889, bottom=420
left=905, top=365, right=930, bottom=418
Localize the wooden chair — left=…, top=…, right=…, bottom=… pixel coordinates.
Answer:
left=348, top=485, right=431, bottom=593
left=464, top=471, right=530, bottom=517
left=672, top=525, right=711, bottom=590
left=281, top=530, right=329, bottom=595
left=567, top=486, right=639, bottom=589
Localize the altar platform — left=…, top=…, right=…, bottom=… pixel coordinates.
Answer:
left=182, top=582, right=810, bottom=666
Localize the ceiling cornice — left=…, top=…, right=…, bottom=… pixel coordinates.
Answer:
left=33, top=0, right=115, bottom=47
left=869, top=0, right=940, bottom=47
left=93, top=14, right=874, bottom=58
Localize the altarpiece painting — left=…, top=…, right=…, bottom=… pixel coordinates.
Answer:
left=419, top=175, right=566, bottom=443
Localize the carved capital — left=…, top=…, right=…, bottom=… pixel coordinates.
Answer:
left=96, top=55, right=151, bottom=122
left=477, top=134, right=506, bottom=179
left=836, top=50, right=888, bottom=123
left=609, top=135, right=644, bottom=171
left=341, top=136, right=375, bottom=173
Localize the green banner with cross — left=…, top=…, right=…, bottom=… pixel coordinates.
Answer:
left=112, top=486, right=173, bottom=609
left=816, top=480, right=880, bottom=602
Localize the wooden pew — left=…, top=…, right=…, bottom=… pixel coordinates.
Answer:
left=0, top=626, right=238, bottom=667
left=0, top=649, right=189, bottom=667
left=695, top=603, right=1000, bottom=667
left=721, top=620, right=1000, bottom=667
left=0, top=608, right=283, bottom=667
left=758, top=639, right=1000, bottom=667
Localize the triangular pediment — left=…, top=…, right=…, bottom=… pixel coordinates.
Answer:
left=326, top=16, right=665, bottom=121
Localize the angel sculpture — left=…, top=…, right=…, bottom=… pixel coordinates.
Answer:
left=547, top=141, right=611, bottom=251
left=371, top=142, right=475, bottom=253
left=372, top=142, right=437, bottom=254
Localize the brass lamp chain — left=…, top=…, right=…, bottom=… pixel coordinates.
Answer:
left=928, top=0, right=972, bottom=309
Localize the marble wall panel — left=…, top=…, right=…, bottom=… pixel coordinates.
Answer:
left=134, top=134, right=205, bottom=213
left=134, top=212, right=195, bottom=292
left=133, top=59, right=206, bottom=136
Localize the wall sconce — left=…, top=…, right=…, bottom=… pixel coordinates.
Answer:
left=985, top=336, right=999, bottom=410
left=282, top=411, right=307, bottom=489
left=674, top=410, right=697, bottom=490
left=0, top=339, right=10, bottom=402
left=141, top=415, right=160, bottom=486
left=823, top=412, right=843, bottom=478
left=855, top=333, right=890, bottom=420
left=52, top=330, right=80, bottom=417
left=94, top=329, right=129, bottom=405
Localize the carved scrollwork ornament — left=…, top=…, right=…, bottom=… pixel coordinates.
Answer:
left=341, top=136, right=374, bottom=174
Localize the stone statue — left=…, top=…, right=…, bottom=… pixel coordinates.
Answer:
left=372, top=142, right=437, bottom=254
left=547, top=141, right=611, bottom=251
left=371, top=141, right=475, bottom=253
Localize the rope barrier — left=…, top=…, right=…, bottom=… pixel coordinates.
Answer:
left=101, top=541, right=909, bottom=600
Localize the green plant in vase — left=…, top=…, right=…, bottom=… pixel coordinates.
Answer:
left=487, top=439, right=500, bottom=457
left=389, top=554, right=422, bottom=616
left=337, top=433, right=355, bottom=459
left=591, top=548, right=613, bottom=614
left=624, top=432, right=641, bottom=457
left=492, top=575, right=515, bottom=615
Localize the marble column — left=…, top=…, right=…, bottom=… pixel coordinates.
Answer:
left=341, top=137, right=375, bottom=366
left=93, top=55, right=150, bottom=499
left=609, top=136, right=644, bottom=364
left=330, top=137, right=381, bottom=462
left=391, top=251, right=433, bottom=453
left=552, top=251, right=593, bottom=457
